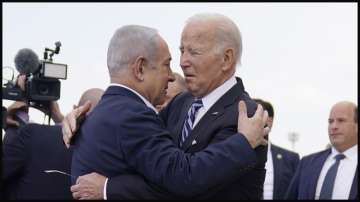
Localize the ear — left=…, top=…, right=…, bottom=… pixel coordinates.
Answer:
left=133, top=56, right=146, bottom=81
left=221, top=48, right=235, bottom=71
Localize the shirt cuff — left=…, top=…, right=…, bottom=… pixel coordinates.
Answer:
left=103, top=177, right=108, bottom=200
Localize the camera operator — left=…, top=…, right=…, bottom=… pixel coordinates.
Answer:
left=2, top=74, right=65, bottom=142
left=1, top=42, right=75, bottom=199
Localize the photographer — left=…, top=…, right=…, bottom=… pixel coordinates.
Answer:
left=3, top=74, right=65, bottom=139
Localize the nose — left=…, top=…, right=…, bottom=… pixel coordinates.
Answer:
left=329, top=121, right=338, bottom=132
left=168, top=74, right=175, bottom=82
left=168, top=69, right=175, bottom=82
left=180, top=52, right=190, bottom=70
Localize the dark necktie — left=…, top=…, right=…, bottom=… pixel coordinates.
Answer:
left=180, top=99, right=203, bottom=147
left=319, top=153, right=346, bottom=199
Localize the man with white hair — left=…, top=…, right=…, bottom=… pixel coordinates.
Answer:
left=66, top=23, right=268, bottom=200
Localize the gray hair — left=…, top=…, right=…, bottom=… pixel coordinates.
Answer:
left=107, top=25, right=159, bottom=74
left=186, top=13, right=242, bottom=65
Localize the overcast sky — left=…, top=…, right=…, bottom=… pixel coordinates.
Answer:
left=2, top=3, right=357, bottom=157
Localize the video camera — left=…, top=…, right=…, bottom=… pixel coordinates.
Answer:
left=2, top=42, right=68, bottom=109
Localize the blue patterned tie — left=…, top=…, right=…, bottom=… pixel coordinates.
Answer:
left=319, top=153, right=346, bottom=199
left=180, top=99, right=203, bottom=147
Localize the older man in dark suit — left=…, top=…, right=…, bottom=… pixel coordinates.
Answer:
left=64, top=14, right=268, bottom=200
left=66, top=23, right=268, bottom=200
left=254, top=98, right=300, bottom=200
left=2, top=88, right=103, bottom=199
left=286, top=101, right=358, bottom=199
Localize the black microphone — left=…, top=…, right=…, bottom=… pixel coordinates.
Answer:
left=14, top=48, right=40, bottom=75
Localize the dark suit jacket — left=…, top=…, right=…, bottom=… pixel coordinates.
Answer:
left=106, top=78, right=267, bottom=199
left=285, top=148, right=358, bottom=199
left=2, top=124, right=73, bottom=199
left=71, top=85, right=258, bottom=198
left=270, top=144, right=300, bottom=199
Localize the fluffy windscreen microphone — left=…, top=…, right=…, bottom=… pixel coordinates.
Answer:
left=14, top=48, right=40, bottom=75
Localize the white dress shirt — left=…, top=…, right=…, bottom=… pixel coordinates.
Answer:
left=103, top=83, right=158, bottom=199
left=192, top=76, right=237, bottom=128
left=315, top=145, right=358, bottom=199
left=263, top=141, right=274, bottom=199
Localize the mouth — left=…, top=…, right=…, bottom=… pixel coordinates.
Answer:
left=330, top=133, right=342, bottom=137
left=184, top=74, right=195, bottom=79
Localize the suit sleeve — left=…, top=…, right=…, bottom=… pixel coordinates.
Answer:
left=117, top=108, right=257, bottom=198
left=107, top=174, right=175, bottom=199
left=203, top=126, right=266, bottom=199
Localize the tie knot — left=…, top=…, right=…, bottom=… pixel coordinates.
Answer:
left=192, top=99, right=203, bottom=109
left=335, top=154, right=345, bottom=161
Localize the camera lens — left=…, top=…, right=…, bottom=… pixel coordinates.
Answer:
left=38, top=84, right=49, bottom=95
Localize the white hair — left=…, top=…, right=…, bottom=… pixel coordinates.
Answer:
left=107, top=25, right=159, bottom=74
left=186, top=13, right=242, bottom=65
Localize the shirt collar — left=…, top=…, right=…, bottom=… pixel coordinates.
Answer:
left=196, top=75, right=237, bottom=111
left=331, top=144, right=358, bottom=161
left=267, top=140, right=272, bottom=153
left=109, top=83, right=158, bottom=114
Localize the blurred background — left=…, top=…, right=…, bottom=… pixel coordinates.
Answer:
left=2, top=2, right=357, bottom=157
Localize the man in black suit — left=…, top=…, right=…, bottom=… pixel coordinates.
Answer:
left=64, top=14, right=268, bottom=200
left=2, top=88, right=104, bottom=199
left=254, top=98, right=300, bottom=199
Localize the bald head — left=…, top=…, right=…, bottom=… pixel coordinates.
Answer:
left=78, top=88, right=104, bottom=113
left=328, top=101, right=358, bottom=152
left=330, top=101, right=357, bottom=123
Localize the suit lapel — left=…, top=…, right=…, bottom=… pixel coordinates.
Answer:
left=307, top=149, right=331, bottom=199
left=271, top=145, right=281, bottom=199
left=182, top=79, right=244, bottom=151
left=182, top=102, right=226, bottom=150
left=349, top=165, right=358, bottom=199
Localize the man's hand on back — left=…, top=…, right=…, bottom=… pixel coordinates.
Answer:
left=237, top=101, right=269, bottom=148
left=62, top=101, right=91, bottom=148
